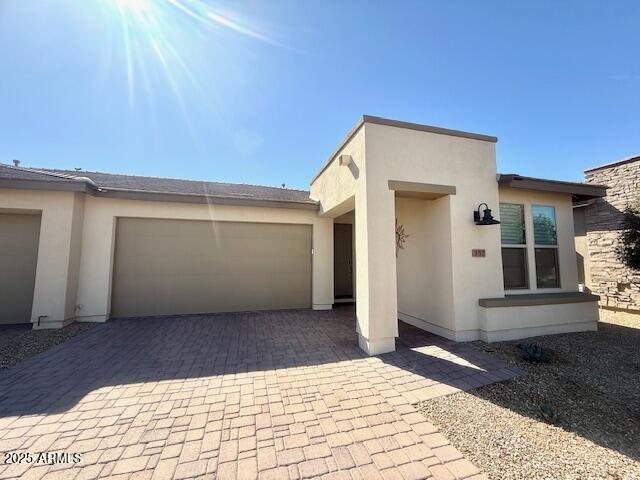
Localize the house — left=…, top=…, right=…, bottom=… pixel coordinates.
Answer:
left=0, top=115, right=606, bottom=355
left=574, top=154, right=640, bottom=321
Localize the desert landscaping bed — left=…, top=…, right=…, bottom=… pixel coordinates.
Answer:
left=419, top=315, right=640, bottom=480
left=0, top=322, right=96, bottom=371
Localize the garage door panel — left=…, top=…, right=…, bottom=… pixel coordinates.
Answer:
left=111, top=218, right=312, bottom=317
left=0, top=214, right=41, bottom=324
left=113, top=277, right=310, bottom=317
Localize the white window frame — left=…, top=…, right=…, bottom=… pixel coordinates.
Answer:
left=532, top=204, right=561, bottom=289
left=500, top=203, right=529, bottom=290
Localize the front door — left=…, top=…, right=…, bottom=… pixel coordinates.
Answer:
left=334, top=223, right=353, bottom=299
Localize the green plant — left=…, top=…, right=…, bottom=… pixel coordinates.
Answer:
left=517, top=342, right=551, bottom=363
left=616, top=204, right=640, bottom=271
left=539, top=404, right=559, bottom=424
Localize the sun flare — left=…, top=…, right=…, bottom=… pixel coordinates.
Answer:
left=100, top=0, right=286, bottom=108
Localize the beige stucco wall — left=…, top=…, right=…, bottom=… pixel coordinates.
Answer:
left=366, top=123, right=504, bottom=342
left=479, top=301, right=599, bottom=342
left=310, top=127, right=365, bottom=217
left=311, top=125, right=399, bottom=354
left=498, top=187, right=579, bottom=294
left=312, top=121, right=504, bottom=349
left=0, top=188, right=333, bottom=327
left=0, top=189, right=83, bottom=327
left=396, top=196, right=456, bottom=337
left=75, top=196, right=333, bottom=322
left=65, top=193, right=85, bottom=321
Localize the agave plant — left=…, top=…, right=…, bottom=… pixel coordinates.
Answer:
left=517, top=342, right=551, bottom=363
left=539, top=404, right=559, bottom=424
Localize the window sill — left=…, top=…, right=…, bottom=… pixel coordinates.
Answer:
left=479, top=292, right=600, bottom=308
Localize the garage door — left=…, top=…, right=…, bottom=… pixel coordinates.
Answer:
left=111, top=218, right=312, bottom=317
left=0, top=214, right=41, bottom=324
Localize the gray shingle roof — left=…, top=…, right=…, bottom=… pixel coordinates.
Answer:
left=0, top=164, right=315, bottom=205
left=0, top=164, right=81, bottom=183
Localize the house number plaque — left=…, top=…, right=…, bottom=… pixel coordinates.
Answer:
left=472, top=249, right=486, bottom=257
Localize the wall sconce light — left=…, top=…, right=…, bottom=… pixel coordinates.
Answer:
left=474, top=203, right=500, bottom=225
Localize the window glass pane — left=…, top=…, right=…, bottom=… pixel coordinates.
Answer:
left=535, top=248, right=559, bottom=288
left=502, top=248, right=528, bottom=289
left=500, top=203, right=525, bottom=245
left=533, top=205, right=557, bottom=245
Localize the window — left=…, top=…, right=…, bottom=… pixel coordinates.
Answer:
left=532, top=205, right=560, bottom=288
left=500, top=203, right=528, bottom=289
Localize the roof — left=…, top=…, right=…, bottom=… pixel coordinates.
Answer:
left=584, top=154, right=640, bottom=173
left=310, top=115, right=498, bottom=184
left=0, top=164, right=317, bottom=210
left=498, top=173, right=607, bottom=201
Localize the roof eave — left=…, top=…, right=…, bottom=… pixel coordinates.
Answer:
left=0, top=177, right=93, bottom=193
left=498, top=174, right=608, bottom=200
left=0, top=165, right=318, bottom=210
left=94, top=188, right=319, bottom=210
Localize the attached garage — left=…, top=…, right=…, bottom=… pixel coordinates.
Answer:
left=0, top=213, right=41, bottom=324
left=111, top=218, right=312, bottom=317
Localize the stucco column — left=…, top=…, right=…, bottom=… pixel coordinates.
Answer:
left=355, top=188, right=398, bottom=355
left=312, top=218, right=334, bottom=310
left=74, top=204, right=116, bottom=323
left=31, top=193, right=84, bottom=329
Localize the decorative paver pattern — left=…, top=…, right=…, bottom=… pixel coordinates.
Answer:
left=0, top=307, right=520, bottom=479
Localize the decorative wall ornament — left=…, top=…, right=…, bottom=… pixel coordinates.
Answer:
left=395, top=219, right=409, bottom=256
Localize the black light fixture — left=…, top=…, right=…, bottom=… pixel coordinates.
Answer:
left=474, top=203, right=500, bottom=225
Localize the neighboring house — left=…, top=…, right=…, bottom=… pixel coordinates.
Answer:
left=575, top=155, right=640, bottom=320
left=0, top=115, right=606, bottom=355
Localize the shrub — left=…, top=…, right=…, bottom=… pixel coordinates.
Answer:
left=517, top=342, right=551, bottom=363
left=539, top=404, right=559, bottom=424
left=616, top=204, right=640, bottom=271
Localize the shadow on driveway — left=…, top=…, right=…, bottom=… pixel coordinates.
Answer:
left=0, top=306, right=519, bottom=418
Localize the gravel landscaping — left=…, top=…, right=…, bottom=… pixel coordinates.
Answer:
left=418, top=316, right=640, bottom=480
left=0, top=322, right=96, bottom=371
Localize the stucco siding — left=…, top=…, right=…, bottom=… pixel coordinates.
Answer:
left=0, top=189, right=81, bottom=327
left=396, top=196, right=455, bottom=335
left=309, top=127, right=365, bottom=217
left=0, top=188, right=333, bottom=327
left=480, top=301, right=599, bottom=342
left=365, top=123, right=503, bottom=338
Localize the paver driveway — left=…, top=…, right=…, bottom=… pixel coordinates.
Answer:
left=0, top=306, right=520, bottom=480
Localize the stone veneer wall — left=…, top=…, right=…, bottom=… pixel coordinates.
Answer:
left=585, top=157, right=640, bottom=311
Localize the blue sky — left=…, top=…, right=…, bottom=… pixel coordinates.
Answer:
left=0, top=0, right=638, bottom=190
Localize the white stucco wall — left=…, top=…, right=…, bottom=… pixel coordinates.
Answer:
left=498, top=187, right=579, bottom=294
